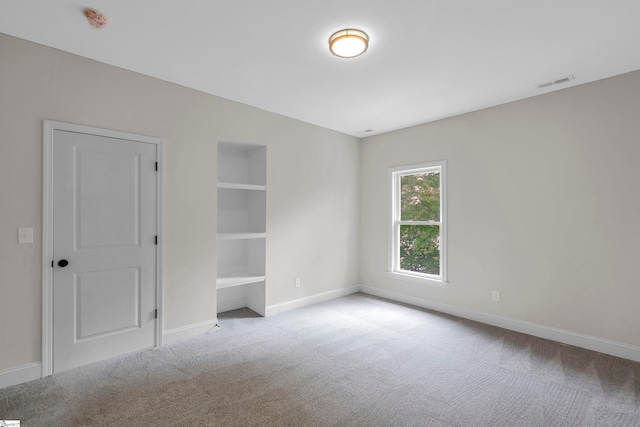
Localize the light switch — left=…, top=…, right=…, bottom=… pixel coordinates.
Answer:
left=18, top=227, right=33, bottom=244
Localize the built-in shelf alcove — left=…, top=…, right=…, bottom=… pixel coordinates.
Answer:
left=216, top=140, right=266, bottom=316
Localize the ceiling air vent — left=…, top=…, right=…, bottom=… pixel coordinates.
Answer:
left=537, top=74, right=575, bottom=89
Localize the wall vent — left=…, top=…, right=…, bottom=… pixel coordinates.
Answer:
left=537, top=74, right=575, bottom=89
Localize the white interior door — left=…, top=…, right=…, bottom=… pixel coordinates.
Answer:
left=52, top=129, right=158, bottom=373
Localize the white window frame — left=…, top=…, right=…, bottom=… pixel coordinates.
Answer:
left=388, top=161, right=447, bottom=286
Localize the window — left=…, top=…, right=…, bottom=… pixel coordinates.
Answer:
left=388, top=161, right=447, bottom=284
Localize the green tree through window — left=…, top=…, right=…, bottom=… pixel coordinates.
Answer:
left=390, top=162, right=446, bottom=282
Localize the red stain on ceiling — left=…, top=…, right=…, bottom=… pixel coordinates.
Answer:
left=83, top=8, right=107, bottom=29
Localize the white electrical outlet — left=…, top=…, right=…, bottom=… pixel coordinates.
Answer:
left=294, top=278, right=301, bottom=288
left=491, top=290, right=500, bottom=302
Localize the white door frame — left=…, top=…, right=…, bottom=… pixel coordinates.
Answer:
left=42, top=120, right=164, bottom=377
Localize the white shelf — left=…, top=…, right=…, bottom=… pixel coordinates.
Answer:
left=217, top=182, right=266, bottom=191
left=217, top=275, right=266, bottom=289
left=217, top=233, right=266, bottom=240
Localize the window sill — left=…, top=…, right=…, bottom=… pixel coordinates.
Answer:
left=386, top=271, right=448, bottom=288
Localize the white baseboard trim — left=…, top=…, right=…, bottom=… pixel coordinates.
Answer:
left=162, top=319, right=219, bottom=345
left=358, top=285, right=640, bottom=362
left=265, top=285, right=360, bottom=316
left=0, top=362, right=42, bottom=390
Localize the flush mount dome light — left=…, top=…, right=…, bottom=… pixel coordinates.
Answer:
left=329, top=29, right=368, bottom=58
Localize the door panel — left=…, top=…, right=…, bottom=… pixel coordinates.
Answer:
left=75, top=267, right=141, bottom=341
left=52, top=129, right=157, bottom=373
left=76, top=149, right=141, bottom=249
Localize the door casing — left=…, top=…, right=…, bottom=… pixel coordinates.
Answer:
left=42, top=120, right=164, bottom=377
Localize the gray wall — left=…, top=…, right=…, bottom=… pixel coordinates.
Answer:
left=0, top=33, right=360, bottom=372
left=2, top=29, right=638, bottom=374
left=360, top=70, right=640, bottom=348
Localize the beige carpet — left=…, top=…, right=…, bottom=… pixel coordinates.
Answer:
left=1, top=292, right=639, bottom=426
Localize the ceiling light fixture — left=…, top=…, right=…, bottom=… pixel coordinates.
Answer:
left=329, top=29, right=368, bottom=58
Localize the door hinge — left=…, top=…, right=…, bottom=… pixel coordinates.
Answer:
left=155, top=235, right=158, bottom=245
left=155, top=162, right=158, bottom=171
left=154, top=309, right=158, bottom=319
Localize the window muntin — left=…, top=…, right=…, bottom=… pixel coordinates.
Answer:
left=389, top=162, right=447, bottom=283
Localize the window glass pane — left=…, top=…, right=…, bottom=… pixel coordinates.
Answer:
left=400, top=172, right=440, bottom=221
left=399, top=225, right=440, bottom=275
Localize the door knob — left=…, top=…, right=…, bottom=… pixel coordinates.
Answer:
left=58, top=259, right=69, bottom=267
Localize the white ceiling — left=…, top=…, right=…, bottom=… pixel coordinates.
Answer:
left=1, top=1, right=639, bottom=137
